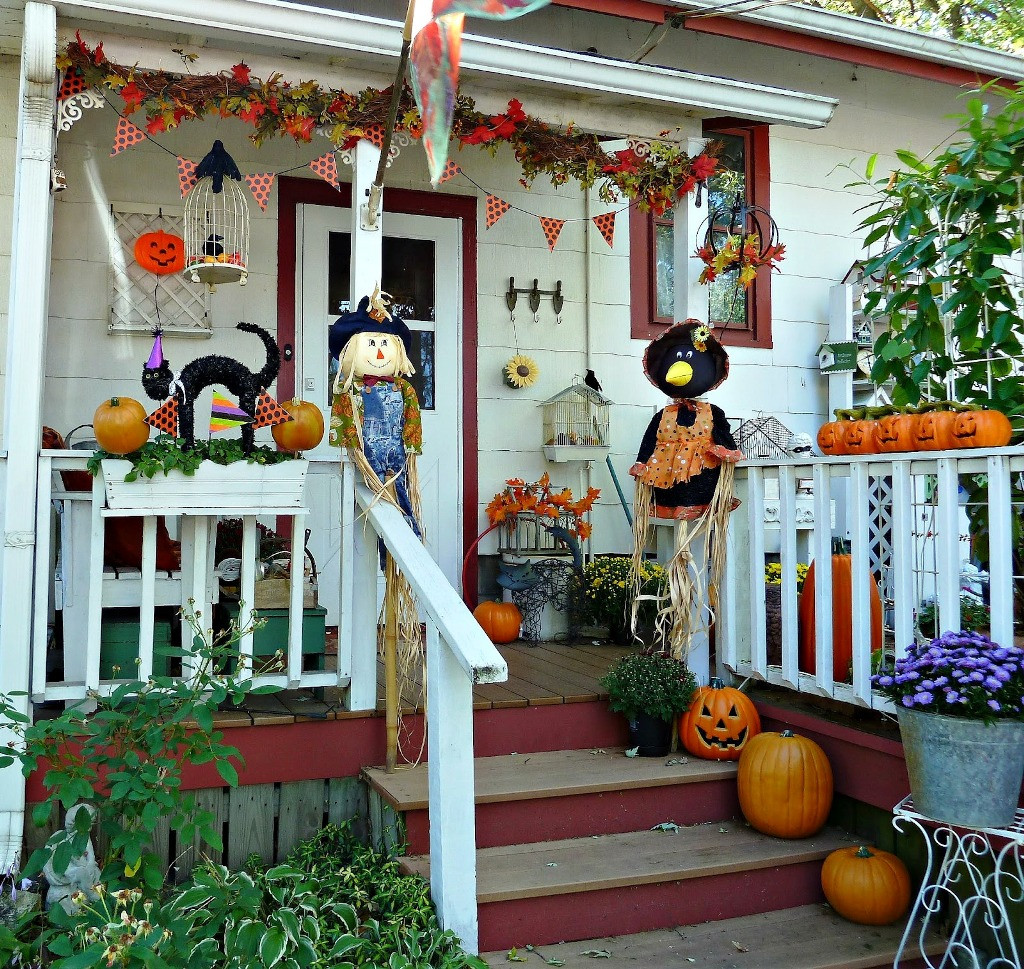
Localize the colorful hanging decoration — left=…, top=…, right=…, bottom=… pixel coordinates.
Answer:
left=110, top=116, right=145, bottom=156
left=251, top=392, right=294, bottom=431
left=592, top=212, right=616, bottom=248
left=309, top=152, right=339, bottom=189
left=133, top=230, right=185, bottom=275
left=183, top=141, right=249, bottom=287
left=539, top=216, right=564, bottom=251
left=485, top=195, right=511, bottom=228
left=244, top=173, right=276, bottom=212
left=695, top=192, right=785, bottom=287
left=176, top=155, right=198, bottom=197
left=437, top=160, right=461, bottom=184
left=503, top=354, right=540, bottom=389
left=209, top=392, right=251, bottom=433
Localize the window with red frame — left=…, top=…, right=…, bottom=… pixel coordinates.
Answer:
left=630, top=124, right=771, bottom=349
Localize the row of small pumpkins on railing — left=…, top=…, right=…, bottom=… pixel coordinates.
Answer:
left=817, top=402, right=1012, bottom=456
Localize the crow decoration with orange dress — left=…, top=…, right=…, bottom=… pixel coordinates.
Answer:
left=629, top=320, right=744, bottom=660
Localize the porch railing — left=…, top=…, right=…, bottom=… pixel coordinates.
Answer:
left=720, top=447, right=1024, bottom=711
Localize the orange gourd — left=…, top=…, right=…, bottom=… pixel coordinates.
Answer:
left=951, top=409, right=1012, bottom=449
left=874, top=411, right=919, bottom=453
left=816, top=420, right=847, bottom=456
left=679, top=677, right=761, bottom=761
left=841, top=418, right=878, bottom=456
left=133, top=230, right=185, bottom=275
left=473, top=601, right=521, bottom=644
left=821, top=845, right=911, bottom=925
left=737, top=729, right=833, bottom=838
left=798, top=555, right=882, bottom=682
left=272, top=399, right=325, bottom=453
left=913, top=408, right=958, bottom=451
left=93, top=397, right=150, bottom=455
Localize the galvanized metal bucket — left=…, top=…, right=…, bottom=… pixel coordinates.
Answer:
left=898, top=708, right=1024, bottom=829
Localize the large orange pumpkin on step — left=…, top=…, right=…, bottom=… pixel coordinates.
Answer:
left=798, top=555, right=882, bottom=682
left=821, top=845, right=911, bottom=925
left=679, top=678, right=761, bottom=761
left=272, top=399, right=325, bottom=452
left=93, top=396, right=150, bottom=455
left=738, top=729, right=833, bottom=838
left=951, top=409, right=1012, bottom=449
left=133, top=230, right=185, bottom=275
left=473, top=601, right=521, bottom=644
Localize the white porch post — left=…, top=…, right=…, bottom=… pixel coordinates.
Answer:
left=0, top=1, right=57, bottom=869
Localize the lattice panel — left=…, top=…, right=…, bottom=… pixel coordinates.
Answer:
left=109, top=208, right=210, bottom=336
left=868, top=474, right=894, bottom=603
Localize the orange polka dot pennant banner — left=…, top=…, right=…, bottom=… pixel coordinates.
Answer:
left=145, top=398, right=179, bottom=437
left=58, top=69, right=88, bottom=101
left=110, top=117, right=146, bottom=157
left=362, top=125, right=385, bottom=148
left=486, top=195, right=511, bottom=228
left=310, top=152, right=339, bottom=189
left=437, top=160, right=461, bottom=185
left=592, top=212, right=616, bottom=248
left=244, top=173, right=276, bottom=212
left=539, top=216, right=565, bottom=251
left=177, top=156, right=198, bottom=197
left=251, top=393, right=294, bottom=430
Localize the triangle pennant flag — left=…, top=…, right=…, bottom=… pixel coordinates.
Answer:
left=539, top=216, right=565, bottom=251
left=309, top=152, right=339, bottom=189
left=58, top=69, right=88, bottom=102
left=244, top=173, right=276, bottom=212
left=592, top=212, right=616, bottom=248
left=437, top=160, right=461, bottom=185
left=110, top=117, right=146, bottom=157
left=145, top=398, right=179, bottom=437
left=362, top=124, right=385, bottom=148
left=177, top=156, right=198, bottom=197
left=251, top=393, right=294, bottom=430
left=210, top=392, right=251, bottom=433
left=485, top=195, right=511, bottom=228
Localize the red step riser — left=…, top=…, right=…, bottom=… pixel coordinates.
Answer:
left=404, top=780, right=740, bottom=854
left=478, top=861, right=827, bottom=951
left=471, top=702, right=630, bottom=757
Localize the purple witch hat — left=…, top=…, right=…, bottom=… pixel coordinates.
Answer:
left=146, top=330, right=165, bottom=369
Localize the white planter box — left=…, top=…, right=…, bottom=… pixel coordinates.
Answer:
left=101, top=459, right=308, bottom=513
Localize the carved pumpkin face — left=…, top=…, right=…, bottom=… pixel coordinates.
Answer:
left=914, top=410, right=957, bottom=451
left=952, top=409, right=1012, bottom=449
left=134, top=231, right=185, bottom=275
left=842, top=419, right=877, bottom=455
left=679, top=679, right=761, bottom=761
left=816, top=421, right=845, bottom=456
left=875, top=413, right=918, bottom=453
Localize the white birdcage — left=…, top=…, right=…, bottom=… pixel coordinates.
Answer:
left=540, top=382, right=612, bottom=462
left=183, top=146, right=249, bottom=288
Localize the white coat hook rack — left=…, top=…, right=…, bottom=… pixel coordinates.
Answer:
left=506, top=278, right=564, bottom=324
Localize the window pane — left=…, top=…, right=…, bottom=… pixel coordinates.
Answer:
left=382, top=237, right=435, bottom=322
left=707, top=133, right=746, bottom=216
left=327, top=232, right=352, bottom=313
left=705, top=133, right=748, bottom=328
left=405, top=330, right=435, bottom=410
left=655, top=222, right=674, bottom=319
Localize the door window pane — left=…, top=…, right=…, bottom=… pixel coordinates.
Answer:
left=654, top=221, right=674, bottom=319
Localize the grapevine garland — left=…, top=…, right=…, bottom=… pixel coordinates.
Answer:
left=60, top=35, right=719, bottom=213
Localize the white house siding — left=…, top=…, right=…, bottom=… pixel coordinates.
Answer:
left=0, top=53, right=21, bottom=451
left=0, top=12, right=1006, bottom=562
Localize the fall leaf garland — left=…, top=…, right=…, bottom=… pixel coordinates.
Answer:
left=60, top=36, right=719, bottom=213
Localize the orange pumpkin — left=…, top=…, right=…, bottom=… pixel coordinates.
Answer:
left=874, top=411, right=919, bottom=453
left=841, top=419, right=878, bottom=456
left=816, top=420, right=847, bottom=456
left=679, top=677, right=761, bottom=761
left=913, top=408, right=958, bottom=451
left=737, top=729, right=833, bottom=838
left=798, top=555, right=882, bottom=682
left=821, top=845, right=911, bottom=925
left=951, top=409, right=1012, bottom=449
left=272, top=399, right=325, bottom=453
left=133, top=230, right=185, bottom=275
left=473, top=601, right=521, bottom=644
left=93, top=397, right=150, bottom=455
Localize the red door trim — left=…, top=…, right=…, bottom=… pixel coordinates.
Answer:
left=276, top=178, right=480, bottom=602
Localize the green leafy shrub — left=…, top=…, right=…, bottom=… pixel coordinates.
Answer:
left=600, top=651, right=697, bottom=722
left=917, top=596, right=990, bottom=639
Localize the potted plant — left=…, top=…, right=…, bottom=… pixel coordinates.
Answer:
left=571, top=556, right=667, bottom=645
left=764, top=560, right=809, bottom=665
left=600, top=651, right=697, bottom=757
left=872, top=631, right=1024, bottom=828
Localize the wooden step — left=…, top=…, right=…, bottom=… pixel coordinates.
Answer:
left=479, top=904, right=946, bottom=969
left=400, top=821, right=860, bottom=950
left=364, top=748, right=740, bottom=852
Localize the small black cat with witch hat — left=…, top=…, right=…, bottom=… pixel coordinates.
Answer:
left=629, top=320, right=743, bottom=659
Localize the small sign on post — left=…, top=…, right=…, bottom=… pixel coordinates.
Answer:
left=817, top=340, right=859, bottom=374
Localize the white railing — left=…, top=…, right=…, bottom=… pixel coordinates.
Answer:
left=720, top=447, right=1024, bottom=711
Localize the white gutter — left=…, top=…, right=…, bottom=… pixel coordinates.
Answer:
left=50, top=0, right=837, bottom=128
left=668, top=0, right=1024, bottom=82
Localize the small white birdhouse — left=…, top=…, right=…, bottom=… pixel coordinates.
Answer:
left=540, top=382, right=612, bottom=462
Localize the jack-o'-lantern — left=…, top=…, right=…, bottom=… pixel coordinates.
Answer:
left=913, top=408, right=957, bottom=451
left=134, top=231, right=185, bottom=275
left=679, top=677, right=761, bottom=761
left=952, top=408, right=1012, bottom=449
left=841, top=418, right=878, bottom=456
left=816, top=420, right=847, bottom=456
left=874, top=411, right=919, bottom=453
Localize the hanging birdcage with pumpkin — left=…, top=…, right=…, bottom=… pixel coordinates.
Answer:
left=540, top=382, right=611, bottom=461
left=183, top=141, right=249, bottom=288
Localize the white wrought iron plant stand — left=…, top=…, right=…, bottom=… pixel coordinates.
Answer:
left=892, top=795, right=1024, bottom=969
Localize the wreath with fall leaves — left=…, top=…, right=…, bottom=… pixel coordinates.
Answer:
left=695, top=233, right=786, bottom=288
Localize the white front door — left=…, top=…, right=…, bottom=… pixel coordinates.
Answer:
left=298, top=204, right=463, bottom=612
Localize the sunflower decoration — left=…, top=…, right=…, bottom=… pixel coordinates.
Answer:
left=503, top=354, right=540, bottom=390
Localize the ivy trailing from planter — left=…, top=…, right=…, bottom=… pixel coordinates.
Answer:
left=86, top=434, right=297, bottom=482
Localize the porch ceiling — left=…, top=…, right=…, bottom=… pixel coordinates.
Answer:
left=30, top=0, right=836, bottom=131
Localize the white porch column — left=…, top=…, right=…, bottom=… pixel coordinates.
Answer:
left=0, top=1, right=57, bottom=869
left=350, top=140, right=384, bottom=294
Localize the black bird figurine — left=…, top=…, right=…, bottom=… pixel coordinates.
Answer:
left=584, top=369, right=603, bottom=393
left=202, top=234, right=225, bottom=257
left=193, top=140, right=242, bottom=194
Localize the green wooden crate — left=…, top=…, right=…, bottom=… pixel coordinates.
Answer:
left=100, top=609, right=173, bottom=679
left=222, top=602, right=327, bottom=672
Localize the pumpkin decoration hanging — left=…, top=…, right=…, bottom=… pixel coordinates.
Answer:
left=133, top=230, right=185, bottom=275
left=473, top=600, right=522, bottom=644
left=737, top=729, right=833, bottom=838
left=272, top=399, right=325, bottom=453
left=821, top=845, right=911, bottom=926
left=678, top=677, right=761, bottom=761
left=93, top=396, right=150, bottom=455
